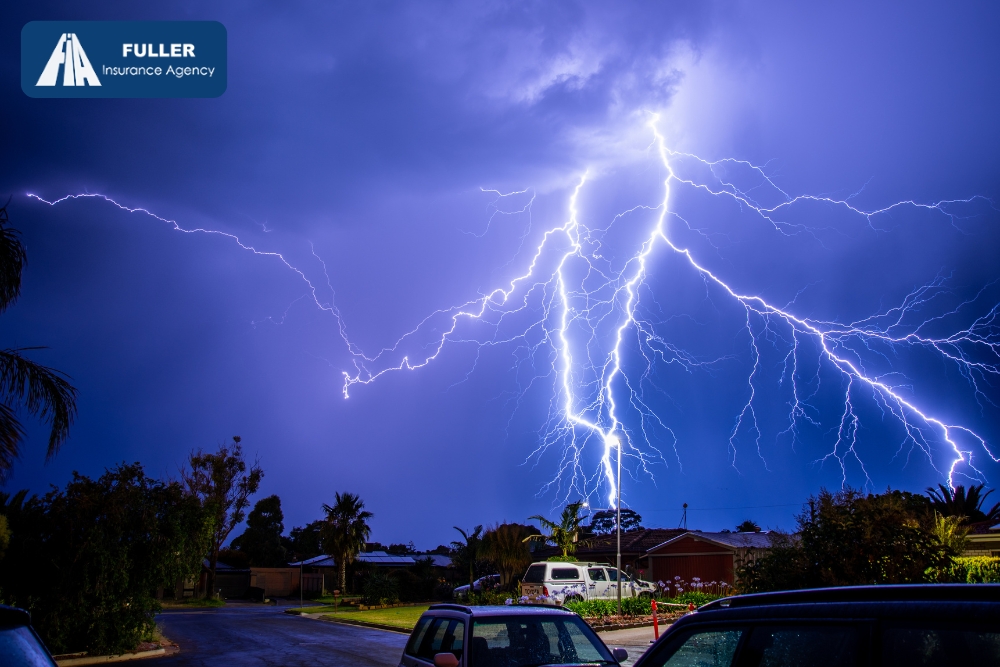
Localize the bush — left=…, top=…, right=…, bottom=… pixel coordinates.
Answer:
left=362, top=571, right=400, bottom=606
left=564, top=594, right=718, bottom=618
left=0, top=464, right=210, bottom=655
left=949, top=556, right=1000, bottom=583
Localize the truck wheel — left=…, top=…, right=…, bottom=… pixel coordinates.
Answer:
left=564, top=595, right=584, bottom=603
left=639, top=592, right=653, bottom=600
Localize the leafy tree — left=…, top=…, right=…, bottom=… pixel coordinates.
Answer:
left=0, top=203, right=77, bottom=480
left=452, top=525, right=485, bottom=589
left=927, top=483, right=1000, bottom=524
left=386, top=541, right=416, bottom=555
left=0, top=463, right=211, bottom=654
left=183, top=436, right=263, bottom=597
left=736, top=519, right=762, bottom=533
left=525, top=502, right=586, bottom=557
left=231, top=494, right=287, bottom=566
left=483, top=523, right=536, bottom=590
left=320, top=492, right=373, bottom=592
left=738, top=488, right=950, bottom=593
left=931, top=511, right=970, bottom=554
left=589, top=508, right=643, bottom=534
left=286, top=519, right=325, bottom=561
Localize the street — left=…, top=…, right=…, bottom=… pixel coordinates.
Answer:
left=155, top=603, right=657, bottom=667
left=156, top=603, right=408, bottom=667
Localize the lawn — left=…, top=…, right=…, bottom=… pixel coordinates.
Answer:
left=291, top=604, right=430, bottom=630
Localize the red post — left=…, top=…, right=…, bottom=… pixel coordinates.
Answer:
left=651, top=599, right=659, bottom=639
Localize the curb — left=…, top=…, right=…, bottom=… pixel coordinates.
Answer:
left=54, top=648, right=167, bottom=665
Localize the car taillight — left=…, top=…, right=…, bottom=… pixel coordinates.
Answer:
left=543, top=586, right=549, bottom=596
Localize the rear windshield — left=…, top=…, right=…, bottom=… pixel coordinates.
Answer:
left=523, top=564, right=546, bottom=584
left=551, top=567, right=582, bottom=581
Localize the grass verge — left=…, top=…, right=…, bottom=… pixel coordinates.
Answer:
left=160, top=597, right=226, bottom=609
left=292, top=604, right=430, bottom=630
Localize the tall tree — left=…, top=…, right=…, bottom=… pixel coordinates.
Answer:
left=736, top=519, right=762, bottom=533
left=320, top=492, right=373, bottom=592
left=927, top=483, right=1000, bottom=524
left=525, top=501, right=586, bottom=557
left=231, top=494, right=287, bottom=567
left=589, top=508, right=643, bottom=535
left=483, top=523, right=535, bottom=589
left=183, top=436, right=263, bottom=598
left=452, top=525, right=484, bottom=589
left=0, top=203, right=77, bottom=480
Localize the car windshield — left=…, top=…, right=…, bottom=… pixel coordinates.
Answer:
left=471, top=615, right=616, bottom=667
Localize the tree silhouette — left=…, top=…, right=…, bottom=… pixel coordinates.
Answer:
left=0, top=202, right=77, bottom=480
left=451, top=525, right=484, bottom=589
left=525, top=501, right=586, bottom=557
left=926, top=483, right=1000, bottom=524
left=320, top=492, right=373, bottom=592
left=736, top=520, right=762, bottom=533
left=183, top=436, right=263, bottom=597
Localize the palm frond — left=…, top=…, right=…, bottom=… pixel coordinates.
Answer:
left=0, top=202, right=26, bottom=313
left=0, top=348, right=78, bottom=470
left=0, top=403, right=25, bottom=481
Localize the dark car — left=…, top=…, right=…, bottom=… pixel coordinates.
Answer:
left=634, top=584, right=1000, bottom=667
left=0, top=605, right=57, bottom=667
left=400, top=603, right=629, bottom=667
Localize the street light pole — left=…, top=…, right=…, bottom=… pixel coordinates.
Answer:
left=615, top=435, right=622, bottom=618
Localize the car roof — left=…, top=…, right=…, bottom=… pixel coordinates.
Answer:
left=0, top=605, right=31, bottom=628
left=701, top=584, right=1000, bottom=611
left=427, top=604, right=581, bottom=618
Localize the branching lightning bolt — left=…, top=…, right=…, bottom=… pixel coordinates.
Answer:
left=27, top=117, right=1000, bottom=508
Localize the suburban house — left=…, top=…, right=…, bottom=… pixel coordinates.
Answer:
left=534, top=528, right=775, bottom=587
left=288, top=550, right=420, bottom=596
left=965, top=523, right=1000, bottom=557
left=643, top=531, right=775, bottom=586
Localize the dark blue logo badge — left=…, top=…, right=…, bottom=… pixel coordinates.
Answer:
left=22, top=21, right=227, bottom=98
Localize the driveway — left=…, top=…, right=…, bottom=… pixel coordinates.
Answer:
left=156, top=602, right=408, bottom=666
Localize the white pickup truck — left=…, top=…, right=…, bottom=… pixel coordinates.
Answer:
left=520, top=561, right=657, bottom=604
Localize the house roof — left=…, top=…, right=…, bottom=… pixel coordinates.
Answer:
left=535, top=528, right=689, bottom=561
left=357, top=551, right=417, bottom=565
left=289, top=550, right=419, bottom=567
left=649, top=531, right=777, bottom=552
left=416, top=553, right=453, bottom=568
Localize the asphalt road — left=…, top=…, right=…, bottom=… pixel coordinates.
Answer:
left=156, top=603, right=408, bottom=667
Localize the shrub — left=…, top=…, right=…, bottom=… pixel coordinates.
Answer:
left=564, top=593, right=718, bottom=618
left=949, top=556, right=1000, bottom=583
left=361, top=571, right=400, bottom=606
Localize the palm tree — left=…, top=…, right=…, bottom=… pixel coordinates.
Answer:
left=451, top=525, right=484, bottom=590
left=320, top=492, right=373, bottom=592
left=524, top=501, right=585, bottom=558
left=0, top=203, right=77, bottom=480
left=482, top=523, right=534, bottom=590
left=926, top=483, right=1000, bottom=524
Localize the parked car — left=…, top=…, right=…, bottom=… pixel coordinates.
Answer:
left=634, top=584, right=1000, bottom=667
left=0, top=605, right=57, bottom=667
left=521, top=561, right=657, bottom=604
left=453, top=575, right=501, bottom=600
left=399, top=603, right=629, bottom=667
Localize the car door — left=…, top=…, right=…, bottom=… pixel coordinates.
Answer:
left=586, top=567, right=610, bottom=600
left=604, top=567, right=621, bottom=599
left=401, top=615, right=466, bottom=667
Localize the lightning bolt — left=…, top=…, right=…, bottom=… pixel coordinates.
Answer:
left=27, top=117, right=1000, bottom=508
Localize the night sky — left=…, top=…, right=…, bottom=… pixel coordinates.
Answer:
left=2, top=1, right=999, bottom=548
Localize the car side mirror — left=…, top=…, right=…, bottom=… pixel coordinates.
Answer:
left=612, top=647, right=629, bottom=663
left=434, top=653, right=460, bottom=667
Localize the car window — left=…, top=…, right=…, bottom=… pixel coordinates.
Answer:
left=588, top=568, right=607, bottom=581
left=0, top=626, right=58, bottom=667
left=471, top=615, right=614, bottom=667
left=646, top=628, right=744, bottom=667
left=741, top=625, right=860, bottom=667
left=523, top=564, right=546, bottom=584
left=606, top=568, right=618, bottom=582
left=551, top=567, right=582, bottom=581
left=412, top=617, right=465, bottom=661
left=406, top=617, right=434, bottom=656
left=881, top=625, right=1000, bottom=665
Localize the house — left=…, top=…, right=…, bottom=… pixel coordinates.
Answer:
left=533, top=528, right=687, bottom=574
left=644, top=531, right=776, bottom=586
left=964, top=523, right=1000, bottom=557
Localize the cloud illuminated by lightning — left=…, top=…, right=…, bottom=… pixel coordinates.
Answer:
left=27, top=117, right=1000, bottom=508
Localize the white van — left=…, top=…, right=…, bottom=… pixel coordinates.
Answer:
left=520, top=561, right=657, bottom=604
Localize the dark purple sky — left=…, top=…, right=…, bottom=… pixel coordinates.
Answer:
left=2, top=1, right=999, bottom=548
